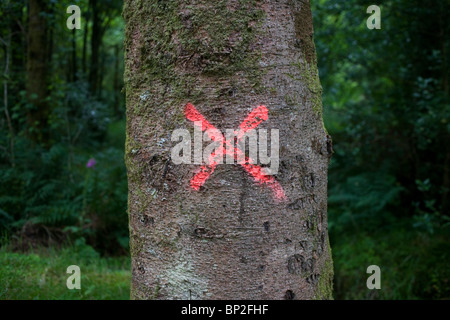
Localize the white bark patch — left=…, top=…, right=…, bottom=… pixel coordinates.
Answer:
left=164, top=256, right=211, bottom=300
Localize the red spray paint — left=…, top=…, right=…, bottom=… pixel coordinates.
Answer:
left=184, top=103, right=286, bottom=202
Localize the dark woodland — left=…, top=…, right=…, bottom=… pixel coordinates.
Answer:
left=0, top=0, right=448, bottom=299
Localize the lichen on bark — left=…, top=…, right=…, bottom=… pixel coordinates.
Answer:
left=297, top=58, right=324, bottom=117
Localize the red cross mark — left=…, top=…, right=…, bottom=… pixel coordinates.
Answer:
left=184, top=103, right=287, bottom=202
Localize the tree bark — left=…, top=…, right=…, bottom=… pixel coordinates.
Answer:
left=124, top=0, right=333, bottom=300
left=26, top=0, right=49, bottom=143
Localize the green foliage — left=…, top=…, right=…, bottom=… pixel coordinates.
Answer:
left=313, top=0, right=450, bottom=299
left=333, top=224, right=450, bottom=299
left=1, top=0, right=448, bottom=300
left=0, top=0, right=127, bottom=255
left=0, top=116, right=128, bottom=253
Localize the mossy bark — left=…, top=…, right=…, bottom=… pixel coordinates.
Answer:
left=124, top=0, right=333, bottom=299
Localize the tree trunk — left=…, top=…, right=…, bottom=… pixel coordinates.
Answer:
left=9, top=0, right=26, bottom=90
left=89, top=0, right=101, bottom=96
left=98, top=45, right=105, bottom=98
left=26, top=0, right=49, bottom=143
left=113, top=44, right=121, bottom=117
left=82, top=4, right=90, bottom=77
left=124, top=0, right=333, bottom=300
left=72, top=28, right=77, bottom=82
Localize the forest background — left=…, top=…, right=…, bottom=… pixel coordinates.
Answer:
left=0, top=0, right=448, bottom=299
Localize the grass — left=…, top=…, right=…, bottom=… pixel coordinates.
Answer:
left=0, top=241, right=130, bottom=300
left=331, top=221, right=450, bottom=300
left=1, top=220, right=448, bottom=300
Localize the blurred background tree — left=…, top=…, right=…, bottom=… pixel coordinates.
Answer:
left=0, top=0, right=128, bottom=257
left=0, top=0, right=448, bottom=299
